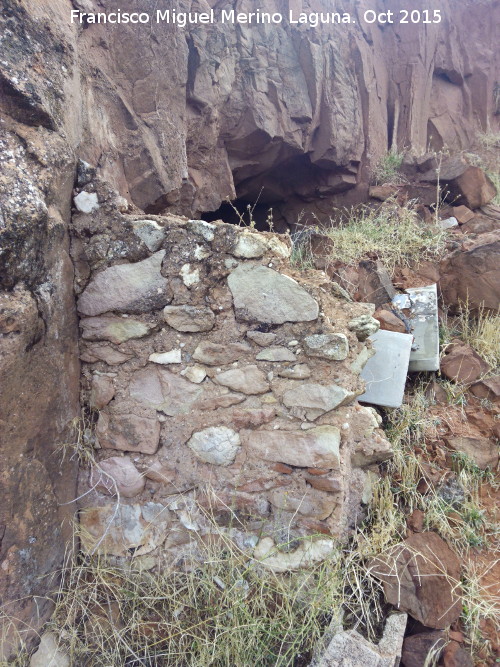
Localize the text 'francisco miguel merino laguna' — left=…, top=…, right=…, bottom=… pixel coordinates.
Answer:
left=70, top=9, right=355, bottom=28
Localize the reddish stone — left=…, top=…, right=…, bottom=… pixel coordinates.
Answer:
left=305, top=475, right=342, bottom=493
left=90, top=375, right=115, bottom=410
left=444, top=436, right=499, bottom=470
left=272, top=463, right=293, bottom=474
left=401, top=632, right=445, bottom=667
left=96, top=411, right=161, bottom=455
left=421, top=156, right=497, bottom=209
left=237, top=476, right=292, bottom=493
left=440, top=231, right=500, bottom=312
left=357, top=260, right=396, bottom=308
left=442, top=640, right=473, bottom=667
left=440, top=342, right=490, bottom=384
left=407, top=509, right=425, bottom=533
left=298, top=518, right=333, bottom=536
left=369, top=532, right=462, bottom=628
left=93, top=456, right=145, bottom=498
left=470, top=376, right=500, bottom=403
left=452, top=205, right=475, bottom=225
left=374, top=308, right=407, bottom=333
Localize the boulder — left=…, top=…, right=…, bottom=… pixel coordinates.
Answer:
left=246, top=330, right=277, bottom=346
left=369, top=532, right=462, bottom=628
left=420, top=156, right=497, bottom=209
left=74, top=191, right=99, bottom=213
left=80, top=503, right=171, bottom=557
left=228, top=263, right=319, bottom=324
left=132, top=219, right=165, bottom=252
left=254, top=537, right=334, bottom=572
left=231, top=231, right=268, bottom=258
left=440, top=230, right=500, bottom=311
left=311, top=613, right=407, bottom=667
left=80, top=344, right=133, bottom=365
left=282, top=383, right=354, bottom=415
left=255, top=346, right=296, bottom=362
left=129, top=366, right=203, bottom=415
left=181, top=365, right=207, bottom=384
left=469, top=376, right=500, bottom=402
left=348, top=314, right=380, bottom=341
left=277, top=364, right=312, bottom=379
left=90, top=375, right=115, bottom=409
left=149, top=349, right=182, bottom=364
left=78, top=251, right=172, bottom=315
left=268, top=488, right=338, bottom=520
left=96, top=411, right=161, bottom=455
left=452, top=205, right=475, bottom=225
left=440, top=342, right=490, bottom=384
left=442, top=641, right=474, bottom=667
left=192, top=341, right=251, bottom=365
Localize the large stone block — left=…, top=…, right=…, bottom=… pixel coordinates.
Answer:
left=228, top=263, right=319, bottom=324
left=78, top=251, right=172, bottom=315
left=245, top=426, right=341, bottom=468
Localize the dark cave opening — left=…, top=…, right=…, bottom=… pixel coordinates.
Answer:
left=200, top=198, right=289, bottom=232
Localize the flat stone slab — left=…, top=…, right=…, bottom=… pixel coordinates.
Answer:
left=393, top=284, right=439, bottom=372
left=78, top=251, right=171, bottom=315
left=228, top=263, right=319, bottom=324
left=359, top=330, right=413, bottom=408
left=245, top=426, right=341, bottom=468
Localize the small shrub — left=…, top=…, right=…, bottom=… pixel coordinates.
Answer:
left=371, top=151, right=405, bottom=185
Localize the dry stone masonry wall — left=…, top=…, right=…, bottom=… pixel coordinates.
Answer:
left=72, top=178, right=393, bottom=569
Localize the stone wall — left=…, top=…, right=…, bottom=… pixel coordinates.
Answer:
left=71, top=177, right=393, bottom=568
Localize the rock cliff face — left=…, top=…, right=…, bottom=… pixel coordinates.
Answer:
left=0, top=0, right=498, bottom=655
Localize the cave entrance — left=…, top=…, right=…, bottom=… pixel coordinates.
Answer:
left=200, top=198, right=288, bottom=233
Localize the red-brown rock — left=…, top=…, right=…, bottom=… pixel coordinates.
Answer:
left=369, top=532, right=462, bottom=628
left=440, top=231, right=500, bottom=312
left=440, top=342, right=490, bottom=384
left=401, top=631, right=446, bottom=667
left=470, top=376, right=500, bottom=403
left=421, top=156, right=497, bottom=209
left=305, top=474, right=342, bottom=493
left=452, top=205, right=475, bottom=225
left=407, top=509, right=425, bottom=533
left=444, top=436, right=499, bottom=470
left=442, top=640, right=474, bottom=667
left=374, top=308, right=407, bottom=333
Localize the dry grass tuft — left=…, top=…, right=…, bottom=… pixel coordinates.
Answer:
left=322, top=201, right=447, bottom=274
